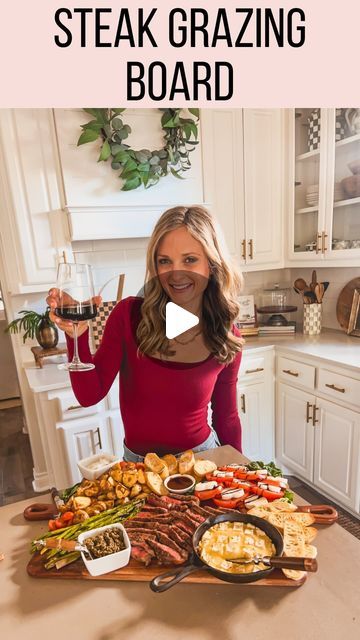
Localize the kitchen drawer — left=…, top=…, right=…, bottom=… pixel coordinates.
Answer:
left=277, top=356, right=315, bottom=390
left=318, top=368, right=360, bottom=409
left=239, top=355, right=266, bottom=380
left=55, top=389, right=103, bottom=421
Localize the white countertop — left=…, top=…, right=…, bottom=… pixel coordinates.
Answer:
left=24, top=329, right=360, bottom=393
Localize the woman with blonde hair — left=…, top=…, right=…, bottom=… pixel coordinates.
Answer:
left=47, top=206, right=244, bottom=461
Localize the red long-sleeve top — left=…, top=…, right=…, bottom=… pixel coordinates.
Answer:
left=66, top=297, right=242, bottom=455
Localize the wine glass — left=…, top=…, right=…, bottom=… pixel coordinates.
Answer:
left=56, top=263, right=97, bottom=371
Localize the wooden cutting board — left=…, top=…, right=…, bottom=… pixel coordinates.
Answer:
left=336, top=278, right=360, bottom=331
left=27, top=552, right=306, bottom=587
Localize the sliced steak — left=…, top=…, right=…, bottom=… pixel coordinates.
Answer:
left=155, top=532, right=188, bottom=560
left=170, top=525, right=193, bottom=552
left=131, top=545, right=154, bottom=566
left=168, top=493, right=200, bottom=505
left=146, top=539, right=185, bottom=565
left=171, top=518, right=195, bottom=537
left=147, top=494, right=187, bottom=510
left=188, top=504, right=215, bottom=518
left=141, top=505, right=168, bottom=515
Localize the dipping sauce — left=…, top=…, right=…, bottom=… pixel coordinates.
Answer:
left=198, top=521, right=275, bottom=574
left=166, top=475, right=194, bottom=491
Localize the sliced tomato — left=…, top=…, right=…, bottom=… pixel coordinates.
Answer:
left=213, top=497, right=241, bottom=509
left=61, top=511, right=74, bottom=523
left=261, top=489, right=285, bottom=501
left=205, top=473, right=223, bottom=483
left=250, top=485, right=263, bottom=495
left=234, top=471, right=248, bottom=480
left=48, top=519, right=57, bottom=531
left=195, top=487, right=222, bottom=501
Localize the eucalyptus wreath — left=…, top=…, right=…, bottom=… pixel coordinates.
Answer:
left=77, top=108, right=200, bottom=191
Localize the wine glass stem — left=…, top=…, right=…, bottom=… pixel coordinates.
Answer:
left=71, top=322, right=82, bottom=366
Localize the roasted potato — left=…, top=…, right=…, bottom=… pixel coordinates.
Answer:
left=115, top=484, right=130, bottom=499
left=73, top=496, right=92, bottom=510
left=122, top=471, right=138, bottom=488
left=72, top=509, right=90, bottom=523
left=130, top=483, right=143, bottom=498
left=110, top=469, right=123, bottom=483
left=137, top=468, right=146, bottom=485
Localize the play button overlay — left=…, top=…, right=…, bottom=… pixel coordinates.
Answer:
left=165, top=302, right=199, bottom=340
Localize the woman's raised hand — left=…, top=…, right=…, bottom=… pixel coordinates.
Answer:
left=46, top=288, right=102, bottom=339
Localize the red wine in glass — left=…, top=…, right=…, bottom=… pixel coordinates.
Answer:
left=55, top=303, right=98, bottom=322
left=56, top=263, right=97, bottom=372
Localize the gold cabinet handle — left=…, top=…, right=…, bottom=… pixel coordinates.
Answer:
left=282, top=369, right=299, bottom=377
left=241, top=239, right=246, bottom=260
left=306, top=401, right=313, bottom=424
left=245, top=367, right=264, bottom=374
left=66, top=404, right=83, bottom=411
left=94, top=427, right=102, bottom=450
left=248, top=239, right=254, bottom=260
left=315, top=233, right=322, bottom=255
left=322, top=231, right=328, bottom=253
left=325, top=383, right=345, bottom=393
left=312, top=405, right=319, bottom=426
left=240, top=393, right=246, bottom=413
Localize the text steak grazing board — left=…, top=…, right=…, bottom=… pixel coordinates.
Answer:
left=26, top=447, right=337, bottom=588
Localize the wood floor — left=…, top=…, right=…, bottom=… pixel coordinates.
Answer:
left=0, top=404, right=46, bottom=506
left=0, top=404, right=359, bottom=538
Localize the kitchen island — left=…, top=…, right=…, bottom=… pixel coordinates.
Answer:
left=0, top=446, right=359, bottom=640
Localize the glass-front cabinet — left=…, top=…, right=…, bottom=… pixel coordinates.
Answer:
left=289, top=108, right=360, bottom=263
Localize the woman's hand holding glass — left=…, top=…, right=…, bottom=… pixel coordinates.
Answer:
left=46, top=289, right=102, bottom=339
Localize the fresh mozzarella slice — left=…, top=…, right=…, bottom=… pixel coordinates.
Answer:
left=195, top=481, right=218, bottom=492
left=221, top=488, right=245, bottom=500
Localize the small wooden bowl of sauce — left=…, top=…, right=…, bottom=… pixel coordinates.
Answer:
left=164, top=474, right=195, bottom=494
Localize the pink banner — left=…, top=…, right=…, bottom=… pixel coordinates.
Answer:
left=1, top=0, right=359, bottom=106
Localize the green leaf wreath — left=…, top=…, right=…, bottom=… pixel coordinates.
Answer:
left=77, top=108, right=200, bottom=191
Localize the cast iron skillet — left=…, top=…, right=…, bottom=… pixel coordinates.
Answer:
left=150, top=512, right=317, bottom=593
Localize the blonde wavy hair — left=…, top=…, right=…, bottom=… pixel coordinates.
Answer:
left=136, top=206, right=244, bottom=364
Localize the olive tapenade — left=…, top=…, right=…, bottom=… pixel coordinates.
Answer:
left=85, top=528, right=126, bottom=559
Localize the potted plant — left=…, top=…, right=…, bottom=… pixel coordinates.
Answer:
left=5, top=307, right=59, bottom=349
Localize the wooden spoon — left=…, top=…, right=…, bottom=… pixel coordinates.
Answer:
left=310, top=270, right=317, bottom=292
left=294, top=278, right=308, bottom=292
left=315, top=283, right=324, bottom=303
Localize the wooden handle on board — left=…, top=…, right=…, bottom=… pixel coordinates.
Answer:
left=35, top=538, right=79, bottom=552
left=269, top=556, right=318, bottom=572
left=23, top=503, right=59, bottom=521
left=297, top=504, right=338, bottom=524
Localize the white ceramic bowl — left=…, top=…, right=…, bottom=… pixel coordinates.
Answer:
left=164, top=473, right=195, bottom=494
left=77, top=452, right=121, bottom=481
left=78, top=523, right=131, bottom=576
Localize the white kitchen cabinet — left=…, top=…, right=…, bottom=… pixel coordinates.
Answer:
left=238, top=350, right=274, bottom=461
left=201, top=109, right=284, bottom=271
left=276, top=382, right=315, bottom=481
left=287, top=107, right=360, bottom=267
left=313, top=398, right=360, bottom=511
left=0, top=109, right=73, bottom=294
left=275, top=352, right=360, bottom=515
left=57, top=413, right=116, bottom=486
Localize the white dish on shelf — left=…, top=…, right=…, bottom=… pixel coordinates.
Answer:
left=77, top=452, right=120, bottom=480
left=78, top=524, right=131, bottom=576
